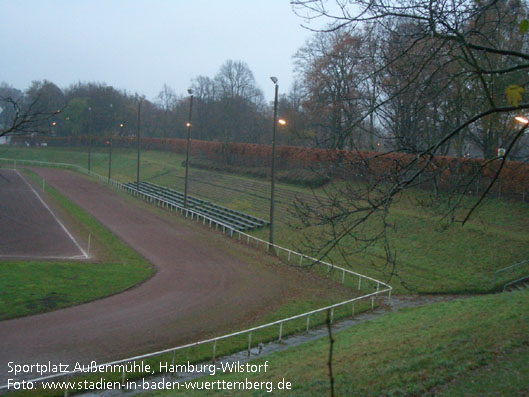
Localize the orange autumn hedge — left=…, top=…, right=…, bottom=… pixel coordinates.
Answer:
left=22, top=135, right=529, bottom=198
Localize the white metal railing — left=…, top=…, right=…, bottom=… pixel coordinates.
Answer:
left=0, top=157, right=392, bottom=394
left=494, top=259, right=529, bottom=291
left=494, top=259, right=529, bottom=277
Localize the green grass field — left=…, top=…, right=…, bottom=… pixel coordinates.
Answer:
left=144, top=290, right=529, bottom=396
left=1, top=145, right=528, bottom=396
left=2, top=145, right=527, bottom=295
left=0, top=168, right=153, bottom=320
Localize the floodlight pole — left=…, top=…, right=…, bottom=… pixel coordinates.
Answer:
left=184, top=89, right=194, bottom=208
left=88, top=137, right=92, bottom=172
left=269, top=77, right=279, bottom=246
left=88, top=106, right=92, bottom=172
left=108, top=136, right=113, bottom=181
left=136, top=99, right=142, bottom=190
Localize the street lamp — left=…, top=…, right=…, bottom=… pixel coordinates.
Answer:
left=500, top=115, right=529, bottom=157
left=183, top=88, right=194, bottom=208
left=269, top=76, right=279, bottom=247
left=515, top=115, right=529, bottom=125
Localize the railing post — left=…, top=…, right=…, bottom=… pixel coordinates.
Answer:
left=330, top=308, right=334, bottom=324
left=64, top=375, right=70, bottom=397
left=171, top=350, right=176, bottom=376
left=358, top=277, right=362, bottom=290
left=87, top=233, right=91, bottom=257
left=278, top=322, right=283, bottom=342
left=306, top=315, right=311, bottom=333
left=121, top=369, right=127, bottom=389
left=212, top=340, right=217, bottom=362
left=248, top=332, right=252, bottom=356
left=342, top=270, right=345, bottom=284
left=352, top=302, right=355, bottom=317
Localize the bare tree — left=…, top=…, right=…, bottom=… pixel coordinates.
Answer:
left=187, top=60, right=267, bottom=146
left=156, top=84, right=177, bottom=138
left=0, top=81, right=63, bottom=138
left=215, top=60, right=263, bottom=102
left=288, top=0, right=529, bottom=284
left=294, top=28, right=367, bottom=149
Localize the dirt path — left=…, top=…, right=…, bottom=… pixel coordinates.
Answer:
left=0, top=169, right=347, bottom=384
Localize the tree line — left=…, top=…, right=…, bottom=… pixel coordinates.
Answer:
left=1, top=1, right=528, bottom=162
left=0, top=60, right=271, bottom=145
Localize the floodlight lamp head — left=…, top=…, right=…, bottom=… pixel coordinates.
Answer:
left=270, top=76, right=278, bottom=84
left=188, top=89, right=194, bottom=95
left=515, top=115, right=529, bottom=125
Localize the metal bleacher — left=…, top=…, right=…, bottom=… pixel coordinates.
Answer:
left=123, top=181, right=269, bottom=231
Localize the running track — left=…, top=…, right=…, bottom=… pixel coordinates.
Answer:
left=0, top=169, right=331, bottom=384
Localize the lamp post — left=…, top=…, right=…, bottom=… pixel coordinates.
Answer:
left=108, top=136, right=112, bottom=181
left=269, top=77, right=279, bottom=246
left=136, top=99, right=142, bottom=190
left=184, top=88, right=194, bottom=208
left=87, top=106, right=92, bottom=172
left=108, top=123, right=123, bottom=181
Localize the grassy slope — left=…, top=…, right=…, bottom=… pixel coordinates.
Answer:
left=2, top=147, right=528, bottom=396
left=2, top=146, right=528, bottom=295
left=147, top=291, right=529, bottom=396
left=0, top=169, right=153, bottom=320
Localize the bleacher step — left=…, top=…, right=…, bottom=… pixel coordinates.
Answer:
left=123, top=181, right=269, bottom=232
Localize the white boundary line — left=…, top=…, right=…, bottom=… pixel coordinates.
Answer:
left=0, top=254, right=86, bottom=260
left=14, top=169, right=89, bottom=259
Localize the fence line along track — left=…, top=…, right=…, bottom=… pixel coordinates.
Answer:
left=0, top=157, right=392, bottom=395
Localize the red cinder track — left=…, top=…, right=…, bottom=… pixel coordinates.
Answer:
left=0, top=168, right=339, bottom=383
left=0, top=169, right=84, bottom=259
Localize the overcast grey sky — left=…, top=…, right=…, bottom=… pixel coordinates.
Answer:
left=0, top=0, right=321, bottom=103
